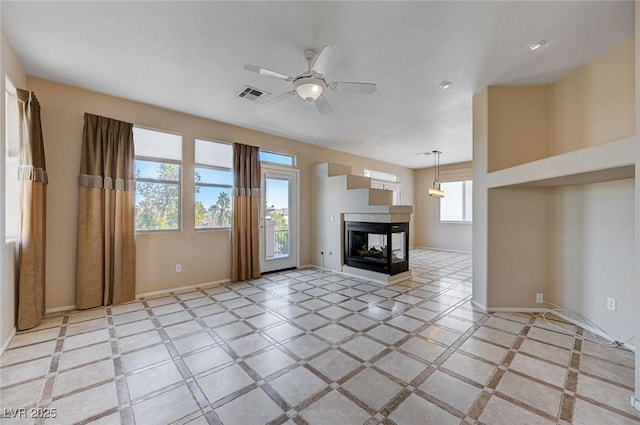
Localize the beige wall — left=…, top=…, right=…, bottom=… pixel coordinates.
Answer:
left=487, top=187, right=550, bottom=308
left=414, top=163, right=472, bottom=252
left=549, top=179, right=636, bottom=339
left=487, top=86, right=549, bottom=172
left=1, top=32, right=27, bottom=351
left=550, top=38, right=635, bottom=155
left=26, top=77, right=415, bottom=310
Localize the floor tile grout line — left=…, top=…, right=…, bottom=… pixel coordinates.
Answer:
left=3, top=249, right=637, bottom=425
left=37, top=314, right=69, bottom=407
left=140, top=299, right=220, bottom=425
left=463, top=314, right=537, bottom=422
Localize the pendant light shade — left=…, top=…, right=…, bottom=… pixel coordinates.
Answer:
left=428, top=186, right=445, bottom=198
left=429, top=150, right=445, bottom=198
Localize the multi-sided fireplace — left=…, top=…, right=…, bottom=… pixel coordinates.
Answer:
left=344, top=221, right=409, bottom=275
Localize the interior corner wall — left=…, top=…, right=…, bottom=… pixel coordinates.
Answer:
left=549, top=37, right=635, bottom=155
left=24, top=77, right=414, bottom=310
left=486, top=85, right=549, bottom=172
left=1, top=31, right=27, bottom=351
left=549, top=179, right=635, bottom=340
left=472, top=88, right=489, bottom=309
left=414, top=165, right=472, bottom=252
left=487, top=187, right=549, bottom=308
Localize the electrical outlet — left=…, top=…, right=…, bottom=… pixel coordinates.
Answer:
left=536, top=293, right=543, bottom=304
left=607, top=297, right=616, bottom=311
left=175, top=264, right=182, bottom=273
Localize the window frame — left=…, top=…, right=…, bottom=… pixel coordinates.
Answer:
left=194, top=138, right=233, bottom=231
left=259, top=149, right=297, bottom=168
left=364, top=169, right=400, bottom=183
left=133, top=126, right=183, bottom=233
left=439, top=180, right=473, bottom=223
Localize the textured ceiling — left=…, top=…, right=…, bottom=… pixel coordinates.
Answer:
left=1, top=1, right=634, bottom=168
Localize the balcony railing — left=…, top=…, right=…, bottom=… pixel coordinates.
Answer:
left=273, top=228, right=289, bottom=256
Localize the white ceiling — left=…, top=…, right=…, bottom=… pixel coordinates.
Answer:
left=1, top=1, right=634, bottom=168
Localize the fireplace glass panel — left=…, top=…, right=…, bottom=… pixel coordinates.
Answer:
left=350, top=232, right=388, bottom=263
left=391, top=231, right=406, bottom=263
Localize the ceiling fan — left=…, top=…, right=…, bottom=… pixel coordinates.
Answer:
left=243, top=46, right=377, bottom=115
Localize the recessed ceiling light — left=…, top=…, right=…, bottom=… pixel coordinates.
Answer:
left=439, top=81, right=453, bottom=90
left=528, top=40, right=546, bottom=51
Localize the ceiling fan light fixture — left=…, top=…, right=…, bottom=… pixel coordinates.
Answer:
left=294, top=77, right=326, bottom=101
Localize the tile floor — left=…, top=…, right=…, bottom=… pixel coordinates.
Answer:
left=1, top=248, right=638, bottom=424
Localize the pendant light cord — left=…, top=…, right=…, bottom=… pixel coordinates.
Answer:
left=433, top=150, right=441, bottom=188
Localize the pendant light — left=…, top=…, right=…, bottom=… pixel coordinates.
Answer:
left=428, top=150, right=445, bottom=198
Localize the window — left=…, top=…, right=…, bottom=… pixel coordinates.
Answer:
left=364, top=169, right=400, bottom=183
left=371, top=181, right=402, bottom=205
left=260, top=150, right=295, bottom=167
left=440, top=181, right=472, bottom=222
left=133, top=127, right=182, bottom=231
left=366, top=169, right=401, bottom=205
left=195, top=139, right=232, bottom=229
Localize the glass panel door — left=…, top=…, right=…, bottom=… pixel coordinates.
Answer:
left=260, top=166, right=298, bottom=272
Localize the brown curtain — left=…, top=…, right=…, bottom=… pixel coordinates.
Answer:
left=16, top=89, right=48, bottom=330
left=76, top=113, right=135, bottom=309
left=231, top=143, right=261, bottom=281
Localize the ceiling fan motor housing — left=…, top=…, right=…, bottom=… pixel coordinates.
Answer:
left=293, top=76, right=327, bottom=101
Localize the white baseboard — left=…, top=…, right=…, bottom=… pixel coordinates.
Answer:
left=44, top=279, right=232, bottom=314
left=299, top=264, right=322, bottom=270
left=0, top=327, right=16, bottom=356
left=300, top=264, right=337, bottom=273
left=45, top=305, right=76, bottom=314
left=487, top=307, right=548, bottom=313
left=135, top=278, right=230, bottom=299
left=471, top=300, right=488, bottom=312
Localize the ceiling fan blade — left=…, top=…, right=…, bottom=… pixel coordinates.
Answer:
left=329, top=81, right=377, bottom=94
left=314, top=94, right=332, bottom=115
left=310, top=45, right=334, bottom=76
left=263, top=90, right=295, bottom=104
left=243, top=65, right=293, bottom=81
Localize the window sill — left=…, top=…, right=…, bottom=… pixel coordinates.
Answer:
left=135, top=229, right=182, bottom=234
left=439, top=221, right=472, bottom=224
